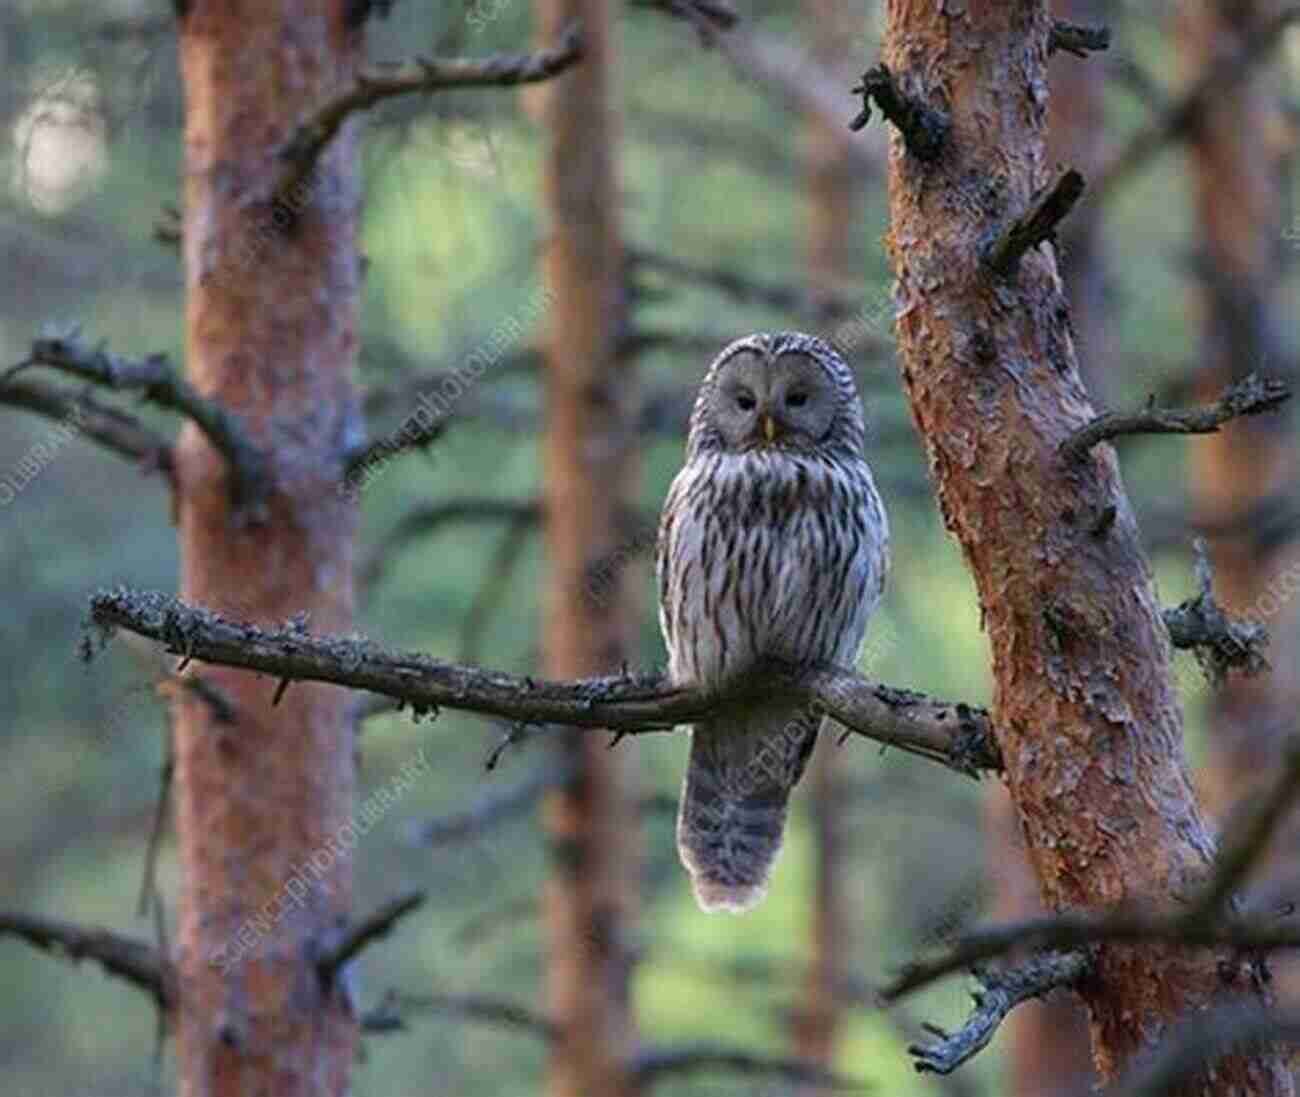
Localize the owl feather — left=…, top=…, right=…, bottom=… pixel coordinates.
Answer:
left=657, top=332, right=889, bottom=913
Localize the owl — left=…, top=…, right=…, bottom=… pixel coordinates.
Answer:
left=656, top=332, right=889, bottom=913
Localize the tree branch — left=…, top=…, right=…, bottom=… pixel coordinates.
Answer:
left=0, top=377, right=175, bottom=483
left=1162, top=539, right=1270, bottom=682
left=884, top=734, right=1300, bottom=1002
left=0, top=913, right=169, bottom=1009
left=407, top=760, right=575, bottom=845
left=8, top=330, right=268, bottom=512
left=906, top=949, right=1090, bottom=1075
left=631, top=0, right=738, bottom=46
left=849, top=63, right=949, bottom=161
left=1111, top=1005, right=1300, bottom=1097
left=362, top=988, right=559, bottom=1041
left=276, top=22, right=585, bottom=206
left=631, top=1042, right=863, bottom=1090
left=1061, top=373, right=1292, bottom=461
left=86, top=588, right=1003, bottom=776
left=1047, top=20, right=1111, bottom=58
left=359, top=499, right=544, bottom=591
left=1094, top=5, right=1300, bottom=202
left=316, top=890, right=425, bottom=985
left=984, top=169, right=1086, bottom=278
left=628, top=247, right=865, bottom=324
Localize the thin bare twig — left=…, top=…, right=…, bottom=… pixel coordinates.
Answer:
left=360, top=499, right=543, bottom=592
left=632, top=1042, right=863, bottom=1090
left=0, top=913, right=168, bottom=1008
left=276, top=22, right=585, bottom=207
left=1162, top=538, right=1270, bottom=681
left=317, top=890, right=426, bottom=984
left=9, top=330, right=267, bottom=512
left=1094, top=5, right=1300, bottom=201
left=1061, top=373, right=1292, bottom=460
left=362, top=988, right=559, bottom=1040
left=86, top=588, right=1003, bottom=775
left=884, top=734, right=1300, bottom=1003
left=907, top=950, right=1090, bottom=1074
left=631, top=0, right=738, bottom=46
left=407, top=760, right=575, bottom=846
left=0, top=377, right=175, bottom=482
left=628, top=247, right=864, bottom=324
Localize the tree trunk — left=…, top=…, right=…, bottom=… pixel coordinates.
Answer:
left=175, top=3, right=361, bottom=1096
left=987, top=4, right=1104, bottom=1093
left=1179, top=0, right=1300, bottom=998
left=880, top=1, right=1292, bottom=1090
left=792, top=0, right=861, bottom=1082
left=537, top=2, right=639, bottom=1096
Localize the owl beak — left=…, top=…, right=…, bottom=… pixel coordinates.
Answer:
left=762, top=414, right=777, bottom=444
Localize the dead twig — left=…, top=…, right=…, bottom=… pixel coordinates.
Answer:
left=1061, top=373, right=1291, bottom=461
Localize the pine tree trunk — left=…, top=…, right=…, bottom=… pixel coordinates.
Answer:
left=174, top=3, right=361, bottom=1095
left=880, top=1, right=1292, bottom=1089
left=537, top=2, right=639, bottom=1095
left=1179, top=0, right=1300, bottom=1000
left=989, top=4, right=1104, bottom=1093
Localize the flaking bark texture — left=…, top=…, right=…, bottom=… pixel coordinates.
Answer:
left=991, top=4, right=1102, bottom=1091
left=1179, top=0, right=1300, bottom=1006
left=536, top=1, right=639, bottom=1095
left=175, top=3, right=361, bottom=1095
left=881, top=1, right=1292, bottom=1090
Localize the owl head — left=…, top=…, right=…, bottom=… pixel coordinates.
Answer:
left=687, top=332, right=867, bottom=460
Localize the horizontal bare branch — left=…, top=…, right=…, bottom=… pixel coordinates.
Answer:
left=276, top=21, right=584, bottom=205
left=1061, top=373, right=1292, bottom=461
left=0, top=377, right=175, bottom=482
left=407, top=761, right=575, bottom=845
left=907, top=949, right=1090, bottom=1075
left=362, top=989, right=559, bottom=1040
left=886, top=733, right=1300, bottom=1003
left=86, top=588, right=1003, bottom=775
left=360, top=499, right=544, bottom=590
left=633, top=1042, right=863, bottom=1090
left=0, top=912, right=168, bottom=1008
left=628, top=247, right=865, bottom=325
left=8, top=330, right=268, bottom=512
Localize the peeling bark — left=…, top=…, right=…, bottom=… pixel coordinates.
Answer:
left=880, top=1, right=1292, bottom=1090
left=174, top=3, right=361, bottom=1094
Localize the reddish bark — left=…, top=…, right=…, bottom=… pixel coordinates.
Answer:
left=990, top=4, right=1102, bottom=1091
left=881, top=1, right=1291, bottom=1090
left=174, top=3, right=362, bottom=1095
left=536, top=1, right=639, bottom=1095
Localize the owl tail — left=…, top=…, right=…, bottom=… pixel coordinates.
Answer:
left=676, top=711, right=819, bottom=913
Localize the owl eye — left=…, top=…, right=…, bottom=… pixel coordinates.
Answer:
left=735, top=390, right=757, bottom=411
left=786, top=391, right=808, bottom=408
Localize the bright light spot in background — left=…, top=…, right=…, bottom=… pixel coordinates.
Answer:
left=11, top=68, right=108, bottom=215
